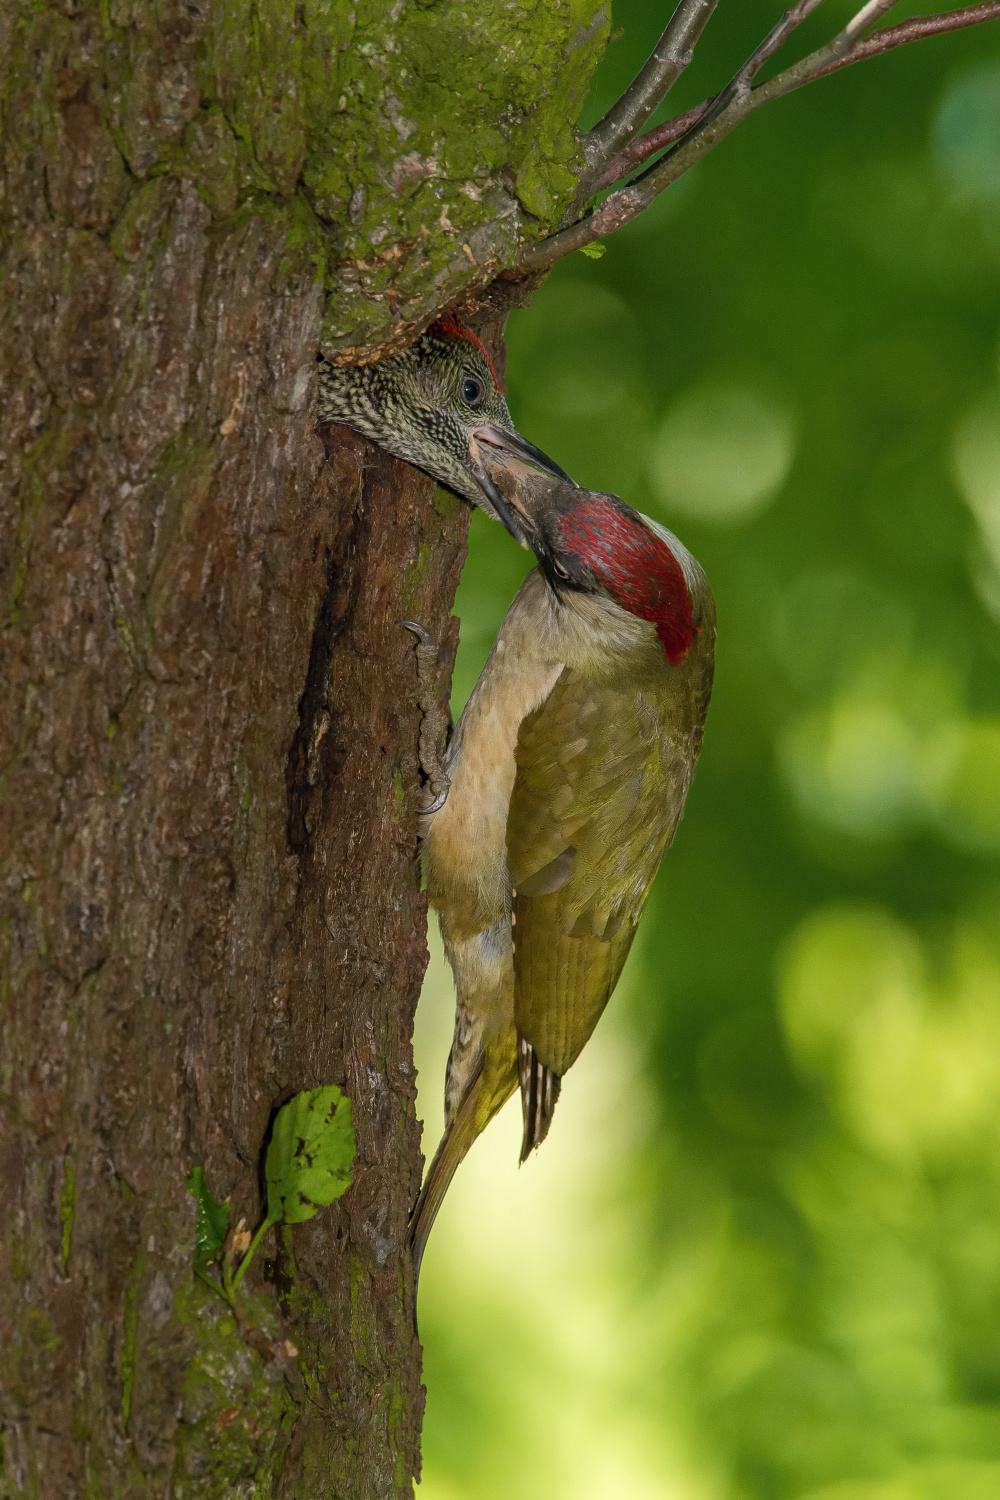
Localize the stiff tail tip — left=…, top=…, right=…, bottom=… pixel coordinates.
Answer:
left=409, top=1125, right=452, bottom=1301
left=518, top=1037, right=561, bottom=1163
left=408, top=1110, right=477, bottom=1329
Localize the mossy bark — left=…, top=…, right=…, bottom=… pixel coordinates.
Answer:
left=0, top=1, right=608, bottom=1495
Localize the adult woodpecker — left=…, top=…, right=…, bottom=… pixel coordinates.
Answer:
left=409, top=460, right=715, bottom=1292
left=316, top=317, right=571, bottom=533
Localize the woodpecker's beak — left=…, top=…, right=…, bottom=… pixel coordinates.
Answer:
left=469, top=423, right=574, bottom=485
left=466, top=423, right=573, bottom=543
left=465, top=447, right=524, bottom=542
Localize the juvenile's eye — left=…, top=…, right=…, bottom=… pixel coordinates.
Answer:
left=552, top=560, right=570, bottom=580
left=462, top=375, right=484, bottom=406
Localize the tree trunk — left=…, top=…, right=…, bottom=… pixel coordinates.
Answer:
left=0, top=1, right=609, bottom=1492
left=0, top=189, right=469, bottom=1487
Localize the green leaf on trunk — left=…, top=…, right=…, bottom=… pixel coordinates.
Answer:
left=185, top=1165, right=229, bottom=1272
left=265, top=1086, right=355, bottom=1227
left=578, top=241, right=606, bottom=259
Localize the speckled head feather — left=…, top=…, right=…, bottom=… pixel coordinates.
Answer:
left=316, top=319, right=566, bottom=525
left=426, top=316, right=503, bottom=394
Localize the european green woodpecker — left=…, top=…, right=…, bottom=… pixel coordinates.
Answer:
left=410, top=463, right=715, bottom=1290
left=316, top=317, right=571, bottom=533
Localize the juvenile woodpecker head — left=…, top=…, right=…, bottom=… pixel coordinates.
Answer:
left=487, top=463, right=705, bottom=667
left=317, top=317, right=570, bottom=534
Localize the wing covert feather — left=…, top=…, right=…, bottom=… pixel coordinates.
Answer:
left=508, top=667, right=701, bottom=1076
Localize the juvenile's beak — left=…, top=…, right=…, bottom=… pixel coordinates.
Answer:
left=470, top=422, right=574, bottom=484
left=465, top=446, right=524, bottom=542
left=467, top=437, right=574, bottom=550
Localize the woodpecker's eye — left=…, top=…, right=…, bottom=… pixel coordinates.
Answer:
left=552, top=560, right=571, bottom=580
left=461, top=375, right=484, bottom=407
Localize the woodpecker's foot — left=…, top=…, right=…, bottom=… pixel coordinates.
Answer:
left=399, top=621, right=451, bottom=812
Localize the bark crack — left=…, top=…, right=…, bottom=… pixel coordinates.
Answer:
left=285, top=489, right=362, bottom=858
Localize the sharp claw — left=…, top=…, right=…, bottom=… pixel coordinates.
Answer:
left=398, top=619, right=433, bottom=647
left=422, top=785, right=449, bottom=816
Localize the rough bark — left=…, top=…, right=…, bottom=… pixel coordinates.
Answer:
left=0, top=188, right=470, bottom=1491
left=0, top=0, right=612, bottom=1493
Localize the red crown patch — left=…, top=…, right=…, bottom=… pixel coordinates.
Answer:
left=426, top=315, right=503, bottom=394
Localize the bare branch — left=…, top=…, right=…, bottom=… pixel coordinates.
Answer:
left=781, top=0, right=1000, bottom=85
left=844, top=0, right=904, bottom=38
left=598, top=103, right=711, bottom=188
left=515, top=2, right=1000, bottom=276
left=733, top=0, right=1000, bottom=117
left=520, top=0, right=829, bottom=273
left=644, top=0, right=828, bottom=156
left=598, top=0, right=901, bottom=188
left=577, top=1, right=721, bottom=204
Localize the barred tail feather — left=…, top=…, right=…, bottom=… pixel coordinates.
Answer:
left=518, top=1037, right=562, bottom=1163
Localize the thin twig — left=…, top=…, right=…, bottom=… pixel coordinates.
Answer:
left=521, top=0, right=829, bottom=271
left=734, top=0, right=1000, bottom=121
left=786, top=0, right=1000, bottom=84
left=599, top=0, right=900, bottom=188
left=598, top=103, right=711, bottom=189
left=843, top=0, right=904, bottom=39
left=577, top=0, right=721, bottom=203
left=515, top=2, right=1000, bottom=276
left=632, top=0, right=829, bottom=167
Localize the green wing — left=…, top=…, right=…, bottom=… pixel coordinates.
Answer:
left=507, top=667, right=698, bottom=1077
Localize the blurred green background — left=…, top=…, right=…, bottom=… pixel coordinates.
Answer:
left=413, top=4, right=1000, bottom=1497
